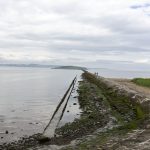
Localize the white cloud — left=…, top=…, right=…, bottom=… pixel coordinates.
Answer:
left=134, top=59, right=150, bottom=64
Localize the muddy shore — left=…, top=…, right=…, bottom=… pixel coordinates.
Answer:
left=0, top=71, right=150, bottom=150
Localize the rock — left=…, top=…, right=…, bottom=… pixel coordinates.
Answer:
left=5, top=130, right=9, bottom=134
left=88, top=115, right=94, bottom=119
left=38, top=135, right=50, bottom=143
left=73, top=96, right=78, bottom=98
left=146, top=124, right=150, bottom=129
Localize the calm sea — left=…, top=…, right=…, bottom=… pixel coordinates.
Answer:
left=0, top=67, right=82, bottom=143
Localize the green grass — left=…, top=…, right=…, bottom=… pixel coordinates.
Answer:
left=132, top=78, right=150, bottom=88
left=82, top=72, right=146, bottom=122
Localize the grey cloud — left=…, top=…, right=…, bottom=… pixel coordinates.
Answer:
left=131, top=3, right=150, bottom=9
left=10, top=31, right=150, bottom=53
left=0, top=0, right=150, bottom=69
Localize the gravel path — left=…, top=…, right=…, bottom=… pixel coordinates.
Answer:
left=111, top=78, right=150, bottom=98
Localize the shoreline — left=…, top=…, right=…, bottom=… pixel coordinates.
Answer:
left=0, top=71, right=150, bottom=149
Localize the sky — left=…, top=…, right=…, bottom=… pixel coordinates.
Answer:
left=0, top=0, right=150, bottom=70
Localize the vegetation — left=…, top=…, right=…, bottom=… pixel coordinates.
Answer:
left=53, top=65, right=87, bottom=70
left=82, top=72, right=146, bottom=127
left=56, top=79, right=110, bottom=142
left=132, top=78, right=150, bottom=88
left=61, top=72, right=147, bottom=150
left=62, top=128, right=133, bottom=150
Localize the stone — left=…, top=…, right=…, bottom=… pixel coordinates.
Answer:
left=38, top=135, right=50, bottom=143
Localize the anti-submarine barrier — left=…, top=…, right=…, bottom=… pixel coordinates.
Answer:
left=39, top=76, right=77, bottom=142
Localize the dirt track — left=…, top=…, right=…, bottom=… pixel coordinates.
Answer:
left=111, top=78, right=150, bottom=98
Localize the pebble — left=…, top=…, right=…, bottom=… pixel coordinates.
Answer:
left=73, top=96, right=78, bottom=98
left=146, top=124, right=150, bottom=129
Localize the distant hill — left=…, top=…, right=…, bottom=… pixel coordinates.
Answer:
left=0, top=64, right=58, bottom=68
left=53, top=66, right=87, bottom=71
left=0, top=64, right=88, bottom=71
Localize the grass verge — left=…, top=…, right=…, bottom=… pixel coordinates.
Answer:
left=132, top=78, right=150, bottom=88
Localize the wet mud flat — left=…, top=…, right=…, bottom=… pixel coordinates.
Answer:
left=1, top=72, right=150, bottom=150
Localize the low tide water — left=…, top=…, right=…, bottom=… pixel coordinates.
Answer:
left=0, top=67, right=82, bottom=144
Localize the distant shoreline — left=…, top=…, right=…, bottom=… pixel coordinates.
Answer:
left=0, top=64, right=87, bottom=70
left=53, top=65, right=87, bottom=71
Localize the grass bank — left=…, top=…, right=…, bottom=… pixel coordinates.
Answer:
left=132, top=78, right=150, bottom=88
left=61, top=72, right=148, bottom=150
left=55, top=77, right=110, bottom=144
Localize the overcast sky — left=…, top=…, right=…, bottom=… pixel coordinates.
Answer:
left=0, top=0, right=150, bottom=70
